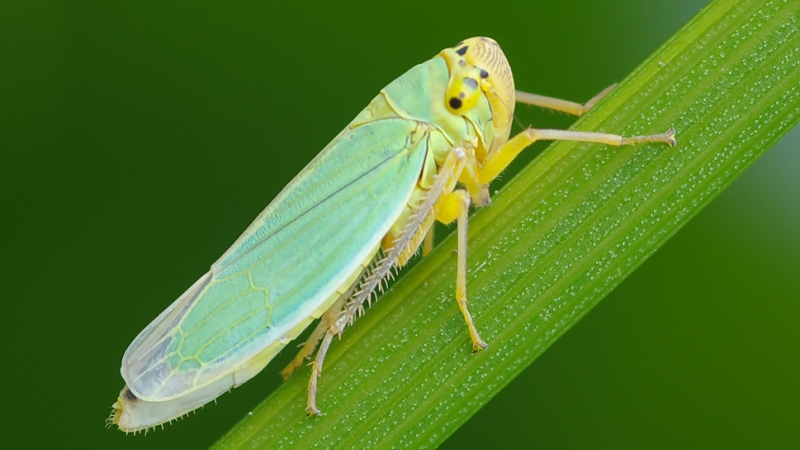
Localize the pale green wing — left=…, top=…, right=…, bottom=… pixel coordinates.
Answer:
left=122, top=117, right=429, bottom=401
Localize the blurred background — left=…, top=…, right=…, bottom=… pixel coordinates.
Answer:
left=2, top=0, right=798, bottom=448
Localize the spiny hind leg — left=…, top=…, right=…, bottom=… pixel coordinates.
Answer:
left=282, top=264, right=368, bottom=380
left=305, top=146, right=472, bottom=415
left=515, top=84, right=617, bottom=116
left=280, top=302, right=340, bottom=381
left=436, top=189, right=487, bottom=352
left=306, top=328, right=336, bottom=416
left=479, top=126, right=676, bottom=185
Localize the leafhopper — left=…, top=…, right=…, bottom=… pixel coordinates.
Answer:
left=110, top=36, right=675, bottom=433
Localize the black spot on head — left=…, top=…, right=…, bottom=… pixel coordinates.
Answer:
left=456, top=46, right=469, bottom=56
left=480, top=69, right=489, bottom=79
left=458, top=59, right=466, bottom=67
left=449, top=97, right=463, bottom=109
left=458, top=92, right=465, bottom=99
left=463, top=77, right=478, bottom=89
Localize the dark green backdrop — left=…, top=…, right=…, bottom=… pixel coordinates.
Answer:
left=2, top=0, right=798, bottom=448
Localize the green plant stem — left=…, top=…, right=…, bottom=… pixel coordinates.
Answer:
left=213, top=0, right=800, bottom=448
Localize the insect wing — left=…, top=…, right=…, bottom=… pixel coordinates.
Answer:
left=121, top=117, right=430, bottom=401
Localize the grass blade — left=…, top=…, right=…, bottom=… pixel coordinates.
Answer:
left=213, top=0, right=800, bottom=447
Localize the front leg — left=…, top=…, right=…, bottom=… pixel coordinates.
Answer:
left=479, top=127, right=676, bottom=185
left=435, top=189, right=487, bottom=352
left=515, top=84, right=617, bottom=116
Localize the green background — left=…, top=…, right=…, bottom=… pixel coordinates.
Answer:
left=2, top=0, right=798, bottom=448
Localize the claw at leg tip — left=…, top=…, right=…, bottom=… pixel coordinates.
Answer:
left=472, top=341, right=489, bottom=353
left=666, top=127, right=677, bottom=147
left=280, top=365, right=297, bottom=381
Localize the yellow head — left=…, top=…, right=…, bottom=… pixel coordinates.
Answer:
left=439, top=37, right=516, bottom=156
left=438, top=37, right=516, bottom=205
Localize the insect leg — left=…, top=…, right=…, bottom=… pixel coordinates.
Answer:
left=282, top=254, right=377, bottom=380
left=479, top=126, right=676, bottom=185
left=306, top=327, right=336, bottom=416
left=515, top=84, right=617, bottom=116
left=305, top=146, right=469, bottom=415
left=280, top=294, right=346, bottom=381
left=428, top=147, right=489, bottom=351
left=421, top=227, right=435, bottom=257
left=435, top=189, right=487, bottom=352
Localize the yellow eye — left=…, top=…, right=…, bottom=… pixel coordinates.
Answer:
left=446, top=67, right=484, bottom=114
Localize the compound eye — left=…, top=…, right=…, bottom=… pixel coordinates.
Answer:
left=446, top=69, right=482, bottom=114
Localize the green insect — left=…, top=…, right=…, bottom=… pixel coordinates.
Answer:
left=109, top=36, right=675, bottom=433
